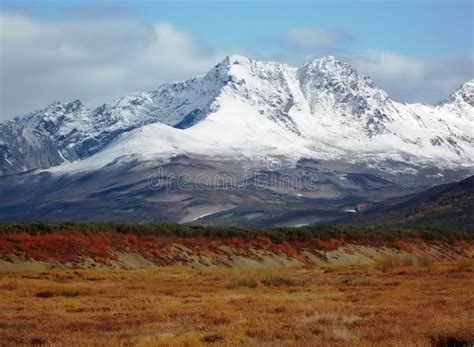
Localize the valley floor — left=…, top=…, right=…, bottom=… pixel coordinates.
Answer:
left=0, top=261, right=473, bottom=346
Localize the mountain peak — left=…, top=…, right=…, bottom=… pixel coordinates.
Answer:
left=453, top=80, right=474, bottom=106
left=46, top=101, right=63, bottom=109
left=1, top=55, right=473, bottom=177
left=65, top=99, right=85, bottom=112
left=298, top=55, right=388, bottom=108
left=43, top=99, right=85, bottom=114
left=225, top=54, right=252, bottom=65
left=213, top=55, right=253, bottom=72
left=299, top=55, right=378, bottom=90
left=458, top=79, right=474, bottom=90
left=205, top=55, right=252, bottom=83
left=440, top=80, right=474, bottom=107
left=303, top=55, right=353, bottom=73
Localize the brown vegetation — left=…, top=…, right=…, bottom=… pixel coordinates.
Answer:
left=0, top=230, right=471, bottom=268
left=0, top=260, right=472, bottom=346
left=0, top=225, right=472, bottom=345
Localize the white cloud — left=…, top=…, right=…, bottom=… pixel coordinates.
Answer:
left=257, top=47, right=473, bottom=104
left=281, top=27, right=351, bottom=51
left=350, top=50, right=425, bottom=81
left=346, top=50, right=474, bottom=104
left=0, top=14, right=226, bottom=119
left=276, top=27, right=473, bottom=104
left=1, top=14, right=472, bottom=120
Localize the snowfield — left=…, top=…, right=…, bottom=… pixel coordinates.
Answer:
left=1, top=55, right=473, bottom=175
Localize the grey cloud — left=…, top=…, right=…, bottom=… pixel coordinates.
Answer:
left=346, top=50, right=474, bottom=104
left=281, top=27, right=352, bottom=52
left=252, top=47, right=473, bottom=105
left=259, top=48, right=473, bottom=105
left=1, top=14, right=472, bottom=121
left=0, top=14, right=226, bottom=120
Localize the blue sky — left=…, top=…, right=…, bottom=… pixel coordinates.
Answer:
left=4, top=0, right=472, bottom=55
left=1, top=0, right=473, bottom=118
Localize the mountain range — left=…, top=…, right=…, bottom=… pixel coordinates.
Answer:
left=0, top=55, right=473, bottom=226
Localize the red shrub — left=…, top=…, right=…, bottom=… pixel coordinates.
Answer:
left=457, top=240, right=471, bottom=251
left=310, top=238, right=344, bottom=251
left=250, top=236, right=273, bottom=250
left=225, top=237, right=248, bottom=249
left=0, top=231, right=114, bottom=262
left=276, top=241, right=298, bottom=257
left=119, top=234, right=138, bottom=248
left=392, top=240, right=412, bottom=252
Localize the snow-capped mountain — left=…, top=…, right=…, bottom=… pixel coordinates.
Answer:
left=1, top=55, right=473, bottom=176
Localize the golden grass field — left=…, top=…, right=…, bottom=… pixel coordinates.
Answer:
left=0, top=259, right=473, bottom=346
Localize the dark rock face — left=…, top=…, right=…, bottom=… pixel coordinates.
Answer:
left=174, top=109, right=206, bottom=129
left=0, top=58, right=231, bottom=175
left=0, top=121, right=63, bottom=175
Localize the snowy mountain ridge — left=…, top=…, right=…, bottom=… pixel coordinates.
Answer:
left=0, top=55, right=473, bottom=175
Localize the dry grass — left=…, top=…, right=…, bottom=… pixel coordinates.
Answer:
left=0, top=261, right=473, bottom=346
left=375, top=255, right=433, bottom=273
left=227, top=277, right=258, bottom=289
left=455, top=257, right=473, bottom=272
left=260, top=275, right=305, bottom=287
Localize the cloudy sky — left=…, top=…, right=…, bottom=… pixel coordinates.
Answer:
left=0, top=0, right=473, bottom=120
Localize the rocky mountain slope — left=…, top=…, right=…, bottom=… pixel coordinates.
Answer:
left=0, top=154, right=471, bottom=225
left=1, top=55, right=473, bottom=176
left=0, top=55, right=472, bottom=225
left=342, top=175, right=474, bottom=230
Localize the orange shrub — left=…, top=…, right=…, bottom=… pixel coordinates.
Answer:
left=310, top=238, right=345, bottom=251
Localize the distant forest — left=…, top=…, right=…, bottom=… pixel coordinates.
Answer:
left=0, top=222, right=472, bottom=243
